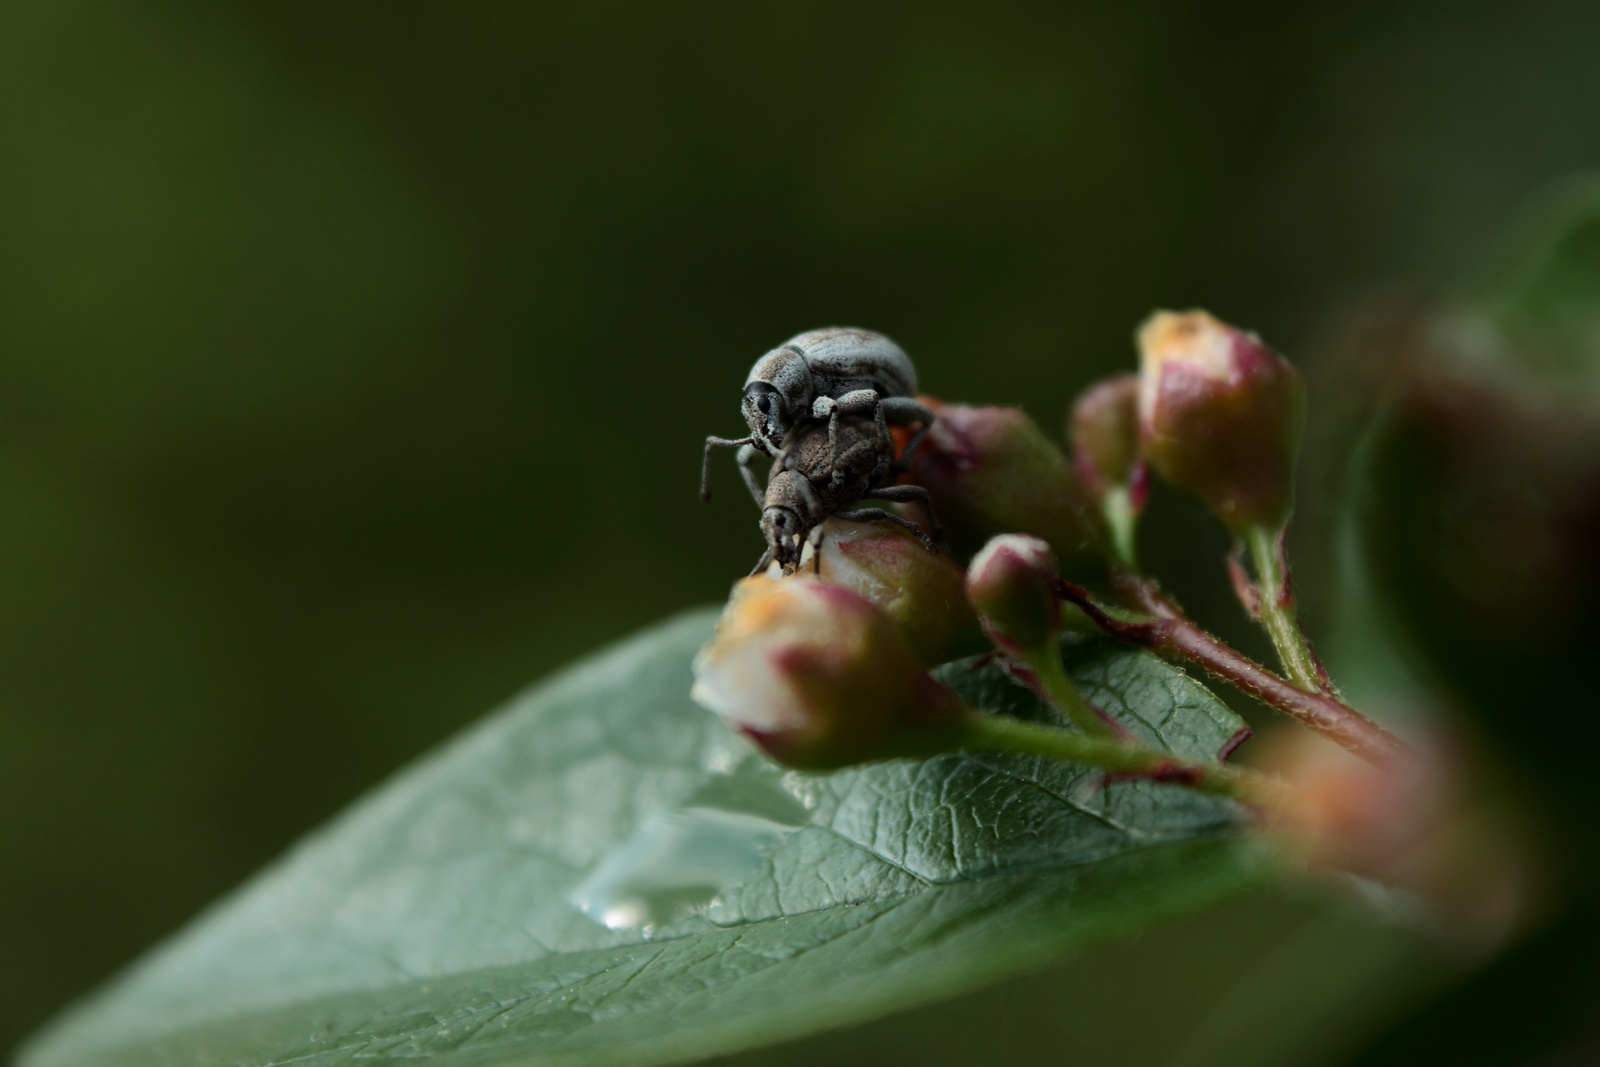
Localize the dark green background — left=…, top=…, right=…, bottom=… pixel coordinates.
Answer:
left=5, top=1, right=1600, bottom=1059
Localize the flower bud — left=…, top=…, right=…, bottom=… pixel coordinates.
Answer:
left=908, top=399, right=1103, bottom=570
left=1137, top=310, right=1305, bottom=533
left=965, top=534, right=1060, bottom=658
left=1070, top=374, right=1143, bottom=497
left=1254, top=725, right=1530, bottom=940
left=1259, top=728, right=1439, bottom=877
left=812, top=518, right=985, bottom=666
left=691, top=576, right=970, bottom=770
left=1070, top=374, right=1146, bottom=568
left=961, top=533, right=1124, bottom=738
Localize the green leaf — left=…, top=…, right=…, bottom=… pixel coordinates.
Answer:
left=1488, top=175, right=1600, bottom=373
left=21, top=609, right=1269, bottom=1067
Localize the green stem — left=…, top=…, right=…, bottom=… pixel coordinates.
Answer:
left=1102, top=484, right=1140, bottom=572
left=1246, top=523, right=1325, bottom=694
left=962, top=711, right=1270, bottom=802
left=1024, top=648, right=1120, bottom=738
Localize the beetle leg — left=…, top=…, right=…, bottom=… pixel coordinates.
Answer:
left=701, top=435, right=755, bottom=503
left=806, top=524, right=826, bottom=574
left=734, top=443, right=764, bottom=507
left=820, top=390, right=882, bottom=486
left=892, top=422, right=931, bottom=471
left=832, top=389, right=882, bottom=416
left=748, top=544, right=777, bottom=577
left=833, top=507, right=940, bottom=553
left=879, top=398, right=936, bottom=471
left=863, top=483, right=943, bottom=543
left=792, top=472, right=824, bottom=517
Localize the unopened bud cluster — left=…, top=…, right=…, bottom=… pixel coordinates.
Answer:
left=694, top=524, right=1107, bottom=767
left=694, top=306, right=1311, bottom=771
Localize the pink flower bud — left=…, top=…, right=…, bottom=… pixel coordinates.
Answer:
left=691, top=576, right=970, bottom=770
left=1253, top=727, right=1529, bottom=939
left=1260, top=729, right=1440, bottom=876
left=1070, top=374, right=1143, bottom=498
left=1137, top=310, right=1305, bottom=533
left=965, top=534, right=1060, bottom=657
left=812, top=518, right=985, bottom=666
left=908, top=399, right=1103, bottom=569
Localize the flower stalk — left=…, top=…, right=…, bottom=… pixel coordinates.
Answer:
left=1099, top=481, right=1143, bottom=572
left=1014, top=647, right=1129, bottom=740
left=1243, top=522, right=1331, bottom=695
left=1060, top=574, right=1411, bottom=766
left=961, top=710, right=1275, bottom=803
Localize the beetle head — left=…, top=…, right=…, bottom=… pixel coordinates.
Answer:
left=760, top=505, right=808, bottom=570
left=744, top=344, right=815, bottom=452
left=742, top=382, right=788, bottom=453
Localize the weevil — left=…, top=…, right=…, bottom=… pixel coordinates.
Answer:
left=751, top=413, right=942, bottom=575
left=701, top=327, right=936, bottom=503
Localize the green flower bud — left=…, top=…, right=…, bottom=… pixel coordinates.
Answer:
left=908, top=398, right=1103, bottom=569
left=965, top=534, right=1060, bottom=657
left=813, top=518, right=985, bottom=666
left=1070, top=373, right=1144, bottom=499
left=1069, top=374, right=1146, bottom=569
left=691, top=575, right=970, bottom=770
left=1137, top=310, right=1305, bottom=534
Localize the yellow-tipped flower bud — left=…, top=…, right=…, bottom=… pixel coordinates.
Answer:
left=964, top=534, right=1060, bottom=658
left=908, top=399, right=1103, bottom=570
left=1137, top=310, right=1305, bottom=534
left=691, top=576, right=970, bottom=770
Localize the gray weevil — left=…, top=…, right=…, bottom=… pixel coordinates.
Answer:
left=700, top=327, right=936, bottom=503
left=751, top=412, right=942, bottom=576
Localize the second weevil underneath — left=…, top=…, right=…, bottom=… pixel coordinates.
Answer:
left=753, top=413, right=942, bottom=575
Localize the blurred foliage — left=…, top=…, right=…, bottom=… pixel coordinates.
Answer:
left=5, top=1, right=1600, bottom=1063
left=1344, top=186, right=1600, bottom=1065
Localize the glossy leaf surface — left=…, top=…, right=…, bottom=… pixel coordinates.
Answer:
left=22, top=609, right=1266, bottom=1067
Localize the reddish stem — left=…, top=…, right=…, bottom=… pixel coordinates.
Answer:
left=1058, top=575, right=1412, bottom=767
